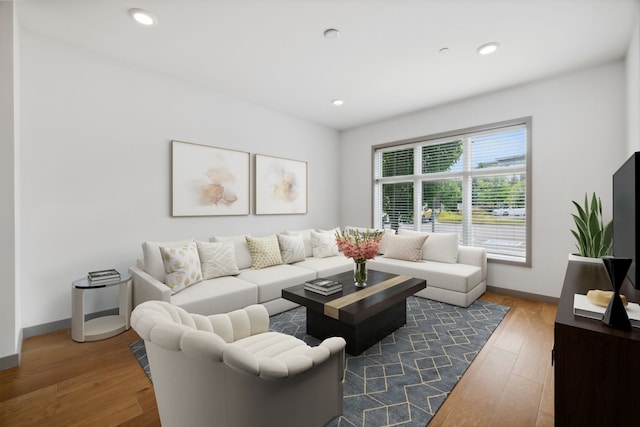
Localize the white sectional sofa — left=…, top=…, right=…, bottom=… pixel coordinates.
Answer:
left=129, top=227, right=487, bottom=317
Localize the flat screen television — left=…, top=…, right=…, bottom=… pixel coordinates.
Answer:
left=613, top=151, right=640, bottom=289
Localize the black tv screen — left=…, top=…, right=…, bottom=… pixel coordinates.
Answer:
left=613, top=152, right=639, bottom=289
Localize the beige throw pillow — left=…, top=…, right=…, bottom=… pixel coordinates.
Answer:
left=310, top=230, right=339, bottom=258
left=160, top=242, right=203, bottom=294
left=382, top=234, right=428, bottom=262
left=196, top=241, right=240, bottom=279
left=277, top=233, right=306, bottom=263
left=245, top=234, right=284, bottom=269
left=398, top=230, right=459, bottom=263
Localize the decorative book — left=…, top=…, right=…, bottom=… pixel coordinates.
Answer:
left=88, top=269, right=120, bottom=283
left=304, top=278, right=342, bottom=295
left=573, top=293, right=640, bottom=328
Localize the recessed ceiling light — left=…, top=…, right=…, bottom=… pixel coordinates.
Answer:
left=332, top=99, right=344, bottom=106
left=477, top=42, right=499, bottom=55
left=439, top=47, right=450, bottom=54
left=324, top=28, right=340, bottom=39
left=128, top=8, right=157, bottom=26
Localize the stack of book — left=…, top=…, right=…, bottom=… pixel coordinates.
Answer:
left=304, top=278, right=342, bottom=296
left=88, top=269, right=121, bottom=285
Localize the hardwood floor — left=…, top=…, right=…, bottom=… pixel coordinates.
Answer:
left=0, top=292, right=556, bottom=426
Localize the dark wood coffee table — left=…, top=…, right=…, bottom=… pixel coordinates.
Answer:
left=282, top=270, right=425, bottom=355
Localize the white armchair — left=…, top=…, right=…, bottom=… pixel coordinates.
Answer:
left=131, top=301, right=346, bottom=427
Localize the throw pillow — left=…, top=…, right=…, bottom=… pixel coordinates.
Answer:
left=245, top=234, right=284, bottom=269
left=209, top=234, right=252, bottom=270
left=277, top=233, right=306, bottom=264
left=160, top=242, right=203, bottom=294
left=382, top=234, right=428, bottom=262
left=196, top=241, right=240, bottom=279
left=283, top=229, right=314, bottom=257
left=310, top=230, right=339, bottom=258
left=142, top=239, right=193, bottom=282
left=398, top=230, right=459, bottom=263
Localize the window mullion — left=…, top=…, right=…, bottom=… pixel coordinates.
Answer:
left=462, top=137, right=473, bottom=246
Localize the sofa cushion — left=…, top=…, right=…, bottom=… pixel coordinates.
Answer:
left=245, top=234, right=284, bottom=269
left=398, top=230, right=459, bottom=263
left=142, top=239, right=193, bottom=282
left=196, top=241, right=240, bottom=279
left=310, top=230, right=339, bottom=258
left=368, top=257, right=482, bottom=294
left=210, top=234, right=252, bottom=270
left=238, top=264, right=316, bottom=303
left=293, top=254, right=353, bottom=277
left=277, top=233, right=306, bottom=264
left=283, top=228, right=314, bottom=257
left=160, top=242, right=203, bottom=294
left=382, top=233, right=428, bottom=262
left=171, top=276, right=258, bottom=316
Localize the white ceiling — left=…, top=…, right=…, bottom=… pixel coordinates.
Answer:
left=16, top=0, right=640, bottom=130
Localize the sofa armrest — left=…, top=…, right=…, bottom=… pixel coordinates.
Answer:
left=129, top=265, right=171, bottom=307
left=457, top=245, right=487, bottom=281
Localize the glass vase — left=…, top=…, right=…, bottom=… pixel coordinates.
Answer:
left=354, top=259, right=367, bottom=287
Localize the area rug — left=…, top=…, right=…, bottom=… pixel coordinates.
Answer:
left=129, top=296, right=509, bottom=426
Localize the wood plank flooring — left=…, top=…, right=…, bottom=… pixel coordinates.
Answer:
left=0, top=292, right=556, bottom=426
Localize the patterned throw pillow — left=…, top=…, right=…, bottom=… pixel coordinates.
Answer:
left=382, top=234, right=429, bottom=262
left=160, top=242, right=203, bottom=294
left=277, top=233, right=306, bottom=263
left=245, top=234, right=284, bottom=269
left=196, top=241, right=240, bottom=279
left=310, top=231, right=339, bottom=258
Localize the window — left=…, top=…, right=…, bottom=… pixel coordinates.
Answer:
left=373, top=118, right=531, bottom=265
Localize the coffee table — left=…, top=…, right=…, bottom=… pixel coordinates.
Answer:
left=282, top=270, right=426, bottom=355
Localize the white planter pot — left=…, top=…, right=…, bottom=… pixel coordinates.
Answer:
left=568, top=253, right=602, bottom=264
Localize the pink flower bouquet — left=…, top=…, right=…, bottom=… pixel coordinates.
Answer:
left=335, top=229, right=383, bottom=262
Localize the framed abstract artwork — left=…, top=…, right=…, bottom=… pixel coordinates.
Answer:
left=255, top=154, right=308, bottom=215
left=171, top=140, right=250, bottom=216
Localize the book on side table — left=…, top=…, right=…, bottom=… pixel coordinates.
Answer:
left=88, top=269, right=121, bottom=285
left=304, top=278, right=343, bottom=296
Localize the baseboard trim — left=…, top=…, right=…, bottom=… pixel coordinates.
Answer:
left=486, top=285, right=559, bottom=305
left=0, top=328, right=22, bottom=371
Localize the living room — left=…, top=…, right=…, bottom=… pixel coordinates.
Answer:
left=1, top=0, right=640, bottom=425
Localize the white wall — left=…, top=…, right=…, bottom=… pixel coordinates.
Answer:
left=19, top=31, right=340, bottom=328
left=0, top=1, right=18, bottom=362
left=628, top=19, right=640, bottom=154
left=340, top=62, right=627, bottom=299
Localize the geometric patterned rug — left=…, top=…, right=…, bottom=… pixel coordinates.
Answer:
left=129, top=296, right=509, bottom=427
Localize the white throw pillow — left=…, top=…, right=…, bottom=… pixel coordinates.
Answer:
left=245, top=234, right=284, bottom=269
left=283, top=229, right=314, bottom=257
left=398, top=230, right=459, bottom=263
left=277, top=233, right=306, bottom=263
left=196, top=241, right=240, bottom=279
left=209, top=234, right=252, bottom=270
left=382, top=234, right=428, bottom=262
left=310, top=230, right=339, bottom=258
left=142, top=239, right=193, bottom=282
left=160, top=242, right=203, bottom=294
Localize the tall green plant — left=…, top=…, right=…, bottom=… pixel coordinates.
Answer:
left=570, top=193, right=613, bottom=258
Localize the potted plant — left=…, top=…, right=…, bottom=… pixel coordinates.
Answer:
left=570, top=192, right=613, bottom=262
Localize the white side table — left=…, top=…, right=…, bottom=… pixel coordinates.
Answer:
left=71, top=273, right=132, bottom=342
